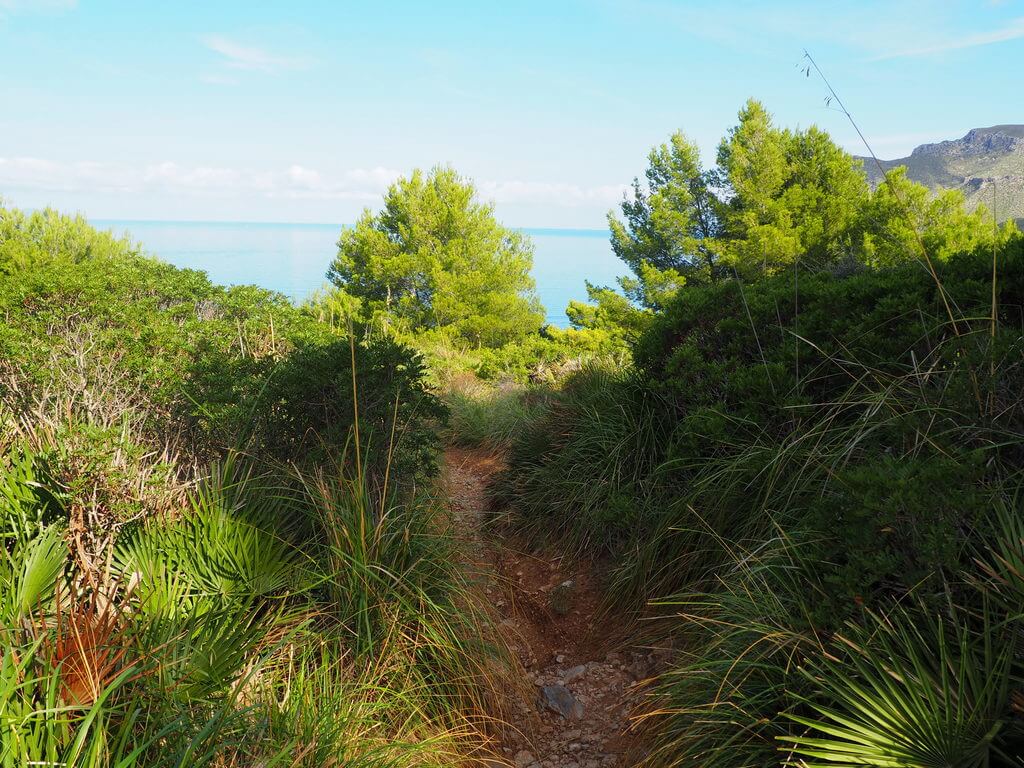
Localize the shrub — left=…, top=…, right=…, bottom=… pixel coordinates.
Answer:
left=0, top=204, right=504, bottom=766
left=494, top=235, right=1024, bottom=766
left=502, top=241, right=1024, bottom=608
left=441, top=375, right=554, bottom=450
left=493, top=363, right=668, bottom=553
left=0, top=205, right=444, bottom=489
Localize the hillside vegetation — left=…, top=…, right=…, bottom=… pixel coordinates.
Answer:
left=858, top=124, right=1024, bottom=227
left=450, top=101, right=1024, bottom=767
left=0, top=205, right=507, bottom=766
left=3, top=96, right=1024, bottom=768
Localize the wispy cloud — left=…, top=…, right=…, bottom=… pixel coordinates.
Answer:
left=0, top=156, right=626, bottom=209
left=871, top=16, right=1024, bottom=59
left=479, top=180, right=629, bottom=207
left=607, top=0, right=1024, bottom=64
left=201, top=35, right=311, bottom=73
left=0, top=157, right=399, bottom=202
left=0, top=0, right=74, bottom=20
left=0, top=0, right=76, bottom=11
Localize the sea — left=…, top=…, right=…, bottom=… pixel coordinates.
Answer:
left=92, top=220, right=623, bottom=328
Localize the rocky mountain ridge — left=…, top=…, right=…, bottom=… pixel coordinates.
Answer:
left=856, top=125, right=1024, bottom=227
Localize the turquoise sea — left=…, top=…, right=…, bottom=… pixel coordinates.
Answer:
left=93, top=220, right=623, bottom=328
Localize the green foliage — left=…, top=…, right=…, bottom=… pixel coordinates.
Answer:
left=114, top=457, right=308, bottom=618
left=0, top=203, right=505, bottom=766
left=442, top=375, right=555, bottom=450
left=328, top=166, right=545, bottom=347
left=975, top=500, right=1024, bottom=611
left=641, top=533, right=825, bottom=768
left=717, top=104, right=868, bottom=274
left=782, top=604, right=1022, bottom=768
left=515, top=241, right=1024, bottom=607
left=0, top=203, right=444, bottom=493
left=1, top=444, right=504, bottom=766
left=494, top=364, right=668, bottom=553
left=576, top=99, right=1014, bottom=340
left=607, top=130, right=721, bottom=306
left=566, top=281, right=655, bottom=348
left=860, top=165, right=1016, bottom=267
left=0, top=525, right=66, bottom=628
left=500, top=239, right=1024, bottom=764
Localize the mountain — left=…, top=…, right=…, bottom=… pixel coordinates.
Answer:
left=856, top=125, right=1024, bottom=228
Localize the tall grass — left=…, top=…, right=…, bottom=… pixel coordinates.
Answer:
left=493, top=241, right=1024, bottom=764
left=492, top=363, right=667, bottom=554
left=1, top=206, right=513, bottom=765
left=441, top=374, right=554, bottom=451
left=637, top=532, right=826, bottom=768
left=0, top=433, right=511, bottom=765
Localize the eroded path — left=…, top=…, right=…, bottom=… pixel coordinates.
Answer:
left=444, top=448, right=659, bottom=768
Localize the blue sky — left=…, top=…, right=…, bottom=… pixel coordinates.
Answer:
left=1, top=0, right=1021, bottom=227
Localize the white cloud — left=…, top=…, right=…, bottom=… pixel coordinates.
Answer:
left=287, top=164, right=323, bottom=189
left=201, top=35, right=311, bottom=73
left=143, top=162, right=244, bottom=190
left=0, top=157, right=399, bottom=202
left=278, top=165, right=401, bottom=199
left=0, top=156, right=134, bottom=192
left=870, top=16, right=1024, bottom=59
left=609, top=0, right=1024, bottom=63
left=0, top=0, right=76, bottom=11
left=0, top=156, right=624, bottom=210
left=479, top=180, right=629, bottom=207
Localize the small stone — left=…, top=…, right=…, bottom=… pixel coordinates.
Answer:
left=563, top=664, right=587, bottom=682
left=541, top=684, right=584, bottom=719
left=514, top=750, right=535, bottom=768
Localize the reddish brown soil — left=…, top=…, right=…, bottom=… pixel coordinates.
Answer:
left=444, top=448, right=654, bottom=768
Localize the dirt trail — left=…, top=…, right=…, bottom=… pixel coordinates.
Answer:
left=444, top=447, right=659, bottom=768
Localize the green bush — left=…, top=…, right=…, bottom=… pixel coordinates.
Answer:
left=441, top=375, right=554, bottom=450
left=493, top=363, right=668, bottom=553
left=1, top=443, right=503, bottom=766
left=0, top=205, right=503, bottom=766
left=504, top=242, right=1024, bottom=608
left=0, top=205, right=444, bottom=487
left=497, top=237, right=1024, bottom=766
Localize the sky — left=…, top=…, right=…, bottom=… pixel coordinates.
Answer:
left=1, top=0, right=1022, bottom=228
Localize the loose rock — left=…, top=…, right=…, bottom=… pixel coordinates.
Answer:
left=541, top=684, right=584, bottom=719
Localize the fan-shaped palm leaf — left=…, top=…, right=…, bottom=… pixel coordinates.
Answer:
left=779, top=603, right=1019, bottom=768
left=1, top=525, right=67, bottom=627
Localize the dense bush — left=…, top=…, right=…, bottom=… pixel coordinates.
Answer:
left=0, top=206, right=444, bottom=486
left=493, top=365, right=668, bottom=555
left=497, top=239, right=1024, bottom=765
left=504, top=242, right=1024, bottom=604
left=0, top=446, right=503, bottom=766
left=0, top=205, right=504, bottom=766
left=635, top=244, right=1023, bottom=600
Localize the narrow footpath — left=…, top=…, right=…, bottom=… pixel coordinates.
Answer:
left=443, top=448, right=661, bottom=768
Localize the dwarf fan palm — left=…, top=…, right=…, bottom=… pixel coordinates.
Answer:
left=780, top=603, right=1022, bottom=768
